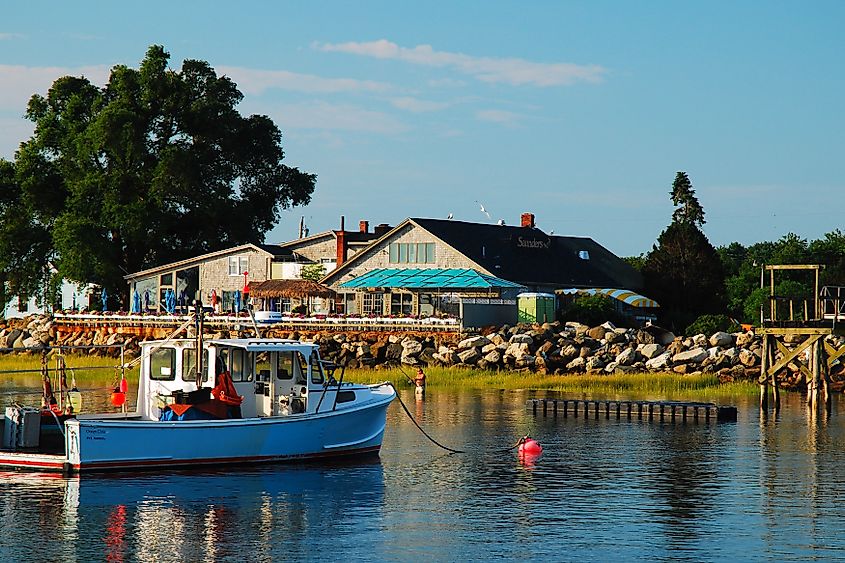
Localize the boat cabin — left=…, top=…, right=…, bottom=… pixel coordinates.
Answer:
left=140, top=339, right=344, bottom=421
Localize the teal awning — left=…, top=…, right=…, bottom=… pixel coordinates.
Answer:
left=338, top=268, right=527, bottom=290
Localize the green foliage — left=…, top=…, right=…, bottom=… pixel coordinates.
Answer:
left=562, top=294, right=623, bottom=326
left=300, top=263, right=326, bottom=282
left=670, top=171, right=705, bottom=227
left=6, top=45, right=316, bottom=308
left=685, top=314, right=740, bottom=337
left=643, top=221, right=726, bottom=332
left=623, top=254, right=646, bottom=272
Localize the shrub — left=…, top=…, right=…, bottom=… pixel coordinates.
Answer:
left=685, top=314, right=740, bottom=337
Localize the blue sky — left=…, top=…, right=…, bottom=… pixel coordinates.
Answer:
left=2, top=1, right=843, bottom=256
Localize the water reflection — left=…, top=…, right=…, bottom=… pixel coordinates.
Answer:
left=5, top=385, right=845, bottom=560
left=0, top=462, right=385, bottom=562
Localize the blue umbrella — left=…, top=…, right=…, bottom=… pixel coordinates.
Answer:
left=101, top=288, right=108, bottom=312
left=167, top=289, right=176, bottom=313
left=132, top=290, right=141, bottom=313
left=234, top=290, right=241, bottom=313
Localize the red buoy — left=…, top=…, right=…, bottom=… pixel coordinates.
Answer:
left=119, top=378, right=128, bottom=393
left=518, top=437, right=543, bottom=456
left=110, top=391, right=126, bottom=407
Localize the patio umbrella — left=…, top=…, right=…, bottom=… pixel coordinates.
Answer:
left=131, top=290, right=141, bottom=313
left=234, top=290, right=241, bottom=312
left=101, top=288, right=108, bottom=312
left=167, top=289, right=176, bottom=313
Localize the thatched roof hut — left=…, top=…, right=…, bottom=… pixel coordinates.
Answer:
left=250, top=279, right=336, bottom=299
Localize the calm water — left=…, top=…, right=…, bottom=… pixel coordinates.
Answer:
left=1, top=385, right=845, bottom=561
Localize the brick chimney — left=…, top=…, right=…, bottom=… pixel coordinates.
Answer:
left=521, top=212, right=535, bottom=228
left=335, top=216, right=348, bottom=266
left=359, top=220, right=369, bottom=233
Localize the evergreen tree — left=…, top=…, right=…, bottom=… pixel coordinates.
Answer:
left=643, top=172, right=725, bottom=331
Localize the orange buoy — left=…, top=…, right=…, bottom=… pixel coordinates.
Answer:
left=110, top=390, right=126, bottom=407
left=518, top=437, right=543, bottom=456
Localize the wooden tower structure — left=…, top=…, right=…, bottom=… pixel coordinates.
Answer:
left=758, top=264, right=845, bottom=412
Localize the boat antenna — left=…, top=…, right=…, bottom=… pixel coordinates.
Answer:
left=195, top=297, right=204, bottom=389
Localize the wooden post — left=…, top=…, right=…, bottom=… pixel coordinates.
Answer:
left=810, top=340, right=820, bottom=410
left=770, top=338, right=780, bottom=411
left=760, top=334, right=769, bottom=409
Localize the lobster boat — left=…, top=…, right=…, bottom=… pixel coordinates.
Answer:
left=0, top=319, right=395, bottom=474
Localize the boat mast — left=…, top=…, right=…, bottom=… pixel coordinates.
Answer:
left=195, top=298, right=204, bottom=388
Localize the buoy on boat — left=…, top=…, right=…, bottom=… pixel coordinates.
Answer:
left=119, top=378, right=128, bottom=393
left=518, top=437, right=543, bottom=456
left=110, top=390, right=126, bottom=407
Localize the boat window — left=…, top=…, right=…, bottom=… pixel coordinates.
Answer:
left=336, top=390, right=356, bottom=403
left=277, top=352, right=294, bottom=380
left=310, top=352, right=324, bottom=384
left=255, top=352, right=272, bottom=382
left=182, top=348, right=209, bottom=383
left=294, top=352, right=308, bottom=384
left=230, top=349, right=252, bottom=382
left=150, top=347, right=176, bottom=381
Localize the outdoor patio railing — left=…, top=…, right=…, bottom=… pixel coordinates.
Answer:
left=51, top=313, right=462, bottom=332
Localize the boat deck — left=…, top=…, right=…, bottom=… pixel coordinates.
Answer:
left=0, top=450, right=70, bottom=473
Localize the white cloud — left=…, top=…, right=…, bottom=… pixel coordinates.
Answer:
left=0, top=33, right=25, bottom=40
left=0, top=117, right=34, bottom=159
left=388, top=96, right=449, bottom=113
left=476, top=109, right=522, bottom=126
left=217, top=66, right=390, bottom=95
left=317, top=39, right=606, bottom=87
left=0, top=64, right=110, bottom=111
left=267, top=101, right=408, bottom=134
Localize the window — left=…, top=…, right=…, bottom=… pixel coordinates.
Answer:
left=182, top=348, right=209, bottom=383
left=160, top=273, right=173, bottom=286
left=388, top=242, right=435, bottom=264
left=229, top=348, right=253, bottom=382
left=277, top=352, right=294, bottom=380
left=363, top=293, right=383, bottom=315
left=310, top=352, right=324, bottom=384
left=151, top=347, right=176, bottom=381
left=390, top=293, right=413, bottom=315
left=228, top=256, right=248, bottom=276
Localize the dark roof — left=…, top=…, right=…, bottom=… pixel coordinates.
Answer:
left=411, top=218, right=642, bottom=290
left=344, top=231, right=382, bottom=244
left=256, top=243, right=294, bottom=259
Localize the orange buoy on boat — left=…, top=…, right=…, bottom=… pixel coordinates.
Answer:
left=110, top=390, right=126, bottom=407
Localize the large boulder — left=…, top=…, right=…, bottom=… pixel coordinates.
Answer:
left=587, top=326, right=607, bottom=340
left=739, top=348, right=758, bottom=367
left=645, top=351, right=672, bottom=370
left=709, top=331, right=734, bottom=348
left=505, top=342, right=531, bottom=360
left=692, top=334, right=708, bottom=348
left=736, top=331, right=755, bottom=347
left=457, top=348, right=481, bottom=364
left=509, top=333, right=533, bottom=345
left=672, top=347, right=709, bottom=364
left=640, top=343, right=665, bottom=360
left=566, top=356, right=586, bottom=371
left=483, top=350, right=502, bottom=364
left=385, top=342, right=404, bottom=362
left=458, top=335, right=490, bottom=350
left=615, top=347, right=637, bottom=366
left=401, top=339, right=423, bottom=356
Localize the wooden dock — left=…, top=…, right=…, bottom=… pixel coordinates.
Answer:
left=526, top=399, right=738, bottom=423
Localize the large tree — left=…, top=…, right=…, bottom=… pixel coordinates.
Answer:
left=9, top=45, right=315, bottom=308
left=643, top=172, right=725, bottom=331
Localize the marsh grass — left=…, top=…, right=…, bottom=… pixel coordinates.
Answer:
left=0, top=353, right=139, bottom=389
left=343, top=366, right=758, bottom=401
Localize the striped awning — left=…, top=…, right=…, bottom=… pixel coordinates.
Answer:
left=557, top=288, right=660, bottom=308
left=338, top=268, right=527, bottom=290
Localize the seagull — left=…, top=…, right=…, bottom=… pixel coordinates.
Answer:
left=447, top=213, right=453, bottom=220
left=475, top=201, right=492, bottom=221
left=496, top=219, right=505, bottom=226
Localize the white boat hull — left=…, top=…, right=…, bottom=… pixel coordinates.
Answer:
left=63, top=387, right=393, bottom=472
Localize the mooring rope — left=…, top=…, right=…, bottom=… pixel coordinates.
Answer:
left=384, top=382, right=534, bottom=455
